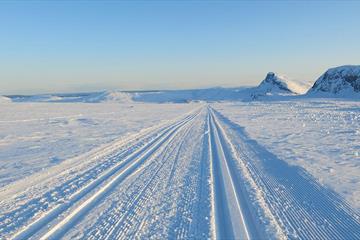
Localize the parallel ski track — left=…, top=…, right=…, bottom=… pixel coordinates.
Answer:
left=4, top=105, right=359, bottom=240
left=9, top=109, right=201, bottom=240
left=94, top=110, right=200, bottom=240
left=163, top=112, right=210, bottom=239
left=210, top=107, right=360, bottom=240
left=207, top=108, right=251, bottom=240
left=0, top=110, right=200, bottom=238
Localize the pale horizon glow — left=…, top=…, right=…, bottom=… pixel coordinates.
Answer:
left=0, top=1, right=359, bottom=95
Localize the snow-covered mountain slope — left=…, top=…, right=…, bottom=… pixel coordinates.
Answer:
left=307, top=65, right=360, bottom=97
left=250, top=72, right=309, bottom=99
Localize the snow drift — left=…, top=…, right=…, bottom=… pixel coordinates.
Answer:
left=0, top=96, right=11, bottom=103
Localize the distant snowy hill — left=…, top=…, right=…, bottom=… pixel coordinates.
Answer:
left=132, top=87, right=249, bottom=103
left=3, top=72, right=315, bottom=103
left=84, top=91, right=134, bottom=103
left=307, top=65, right=360, bottom=97
left=0, top=96, right=11, bottom=103
left=5, top=88, right=251, bottom=104
left=6, top=91, right=134, bottom=103
left=250, top=72, right=308, bottom=99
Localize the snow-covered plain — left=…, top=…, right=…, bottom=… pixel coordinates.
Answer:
left=0, top=98, right=359, bottom=239
left=0, top=102, right=197, bottom=187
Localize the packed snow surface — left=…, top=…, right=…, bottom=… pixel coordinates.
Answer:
left=213, top=99, right=360, bottom=209
left=0, top=102, right=196, bottom=186
left=0, top=100, right=359, bottom=239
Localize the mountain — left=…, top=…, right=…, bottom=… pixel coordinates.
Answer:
left=250, top=72, right=308, bottom=99
left=307, top=65, right=360, bottom=97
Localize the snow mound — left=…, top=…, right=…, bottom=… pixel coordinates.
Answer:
left=307, top=65, right=360, bottom=97
left=0, top=96, right=11, bottom=103
left=251, top=72, right=308, bottom=99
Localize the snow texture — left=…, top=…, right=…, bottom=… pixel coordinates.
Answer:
left=0, top=102, right=359, bottom=239
left=1, top=65, right=360, bottom=239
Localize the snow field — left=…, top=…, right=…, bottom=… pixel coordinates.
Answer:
left=0, top=102, right=359, bottom=239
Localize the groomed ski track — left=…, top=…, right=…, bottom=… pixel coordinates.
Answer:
left=0, top=105, right=360, bottom=239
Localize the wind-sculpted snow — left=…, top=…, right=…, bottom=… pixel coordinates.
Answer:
left=0, top=104, right=359, bottom=239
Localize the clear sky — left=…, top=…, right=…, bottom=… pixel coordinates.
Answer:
left=0, top=1, right=359, bottom=94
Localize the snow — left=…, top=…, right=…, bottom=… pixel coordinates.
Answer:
left=6, top=88, right=252, bottom=104
left=0, top=96, right=11, bottom=103
left=6, top=67, right=360, bottom=106
left=213, top=99, right=360, bottom=210
left=2, top=65, right=360, bottom=239
left=0, top=100, right=359, bottom=239
left=5, top=80, right=307, bottom=104
left=4, top=71, right=312, bottom=105
left=307, top=65, right=360, bottom=97
left=252, top=72, right=309, bottom=98
left=7, top=91, right=135, bottom=103
left=0, top=102, right=197, bottom=187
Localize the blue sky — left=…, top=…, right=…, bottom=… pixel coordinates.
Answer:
left=0, top=1, right=359, bottom=94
